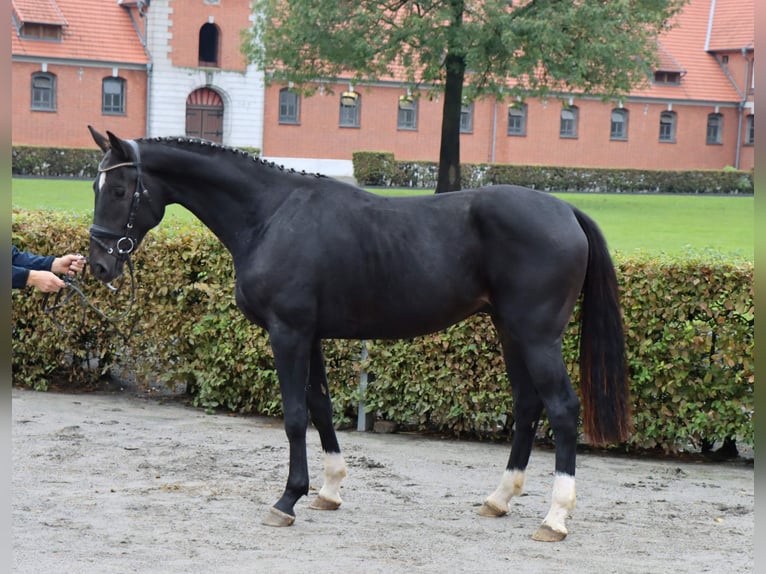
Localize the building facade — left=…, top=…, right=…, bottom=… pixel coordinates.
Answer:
left=12, top=0, right=754, bottom=178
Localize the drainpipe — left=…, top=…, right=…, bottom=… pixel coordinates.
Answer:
left=734, top=48, right=751, bottom=170
left=490, top=98, right=497, bottom=164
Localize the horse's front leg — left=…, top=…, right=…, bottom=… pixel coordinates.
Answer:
left=305, top=339, right=347, bottom=511
left=262, top=325, right=312, bottom=527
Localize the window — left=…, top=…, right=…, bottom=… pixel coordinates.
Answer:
left=653, top=71, right=681, bottom=85
left=339, top=91, right=360, bottom=128
left=706, top=113, right=723, bottom=144
left=397, top=96, right=417, bottom=130
left=19, top=22, right=62, bottom=40
left=744, top=114, right=754, bottom=145
left=31, top=72, right=56, bottom=111
left=560, top=106, right=578, bottom=138
left=278, top=88, right=300, bottom=124
left=507, top=104, right=527, bottom=136
left=610, top=109, right=628, bottom=141
left=198, top=23, right=220, bottom=67
left=102, top=77, right=126, bottom=115
left=659, top=111, right=677, bottom=142
left=460, top=103, right=473, bottom=133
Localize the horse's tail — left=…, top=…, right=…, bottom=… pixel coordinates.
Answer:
left=572, top=207, right=632, bottom=446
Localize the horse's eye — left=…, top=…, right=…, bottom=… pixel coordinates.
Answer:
left=113, top=186, right=127, bottom=198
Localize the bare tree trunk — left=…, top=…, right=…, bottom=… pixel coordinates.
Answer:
left=436, top=53, right=465, bottom=193
left=435, top=0, right=466, bottom=194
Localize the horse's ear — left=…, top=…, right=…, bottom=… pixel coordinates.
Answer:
left=106, top=131, right=133, bottom=161
left=88, top=125, right=110, bottom=152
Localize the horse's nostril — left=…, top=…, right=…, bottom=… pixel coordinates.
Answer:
left=92, top=262, right=109, bottom=281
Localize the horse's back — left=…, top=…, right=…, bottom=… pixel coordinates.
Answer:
left=235, top=183, right=588, bottom=340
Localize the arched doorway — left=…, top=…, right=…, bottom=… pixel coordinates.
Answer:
left=186, top=88, right=224, bottom=143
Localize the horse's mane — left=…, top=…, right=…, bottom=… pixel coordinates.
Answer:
left=140, top=136, right=327, bottom=179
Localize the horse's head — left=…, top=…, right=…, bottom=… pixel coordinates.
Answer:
left=88, top=126, right=165, bottom=283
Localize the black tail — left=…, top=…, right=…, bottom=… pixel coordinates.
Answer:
left=572, top=207, right=631, bottom=445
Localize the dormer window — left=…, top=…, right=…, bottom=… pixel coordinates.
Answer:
left=12, top=0, right=67, bottom=42
left=20, top=22, right=63, bottom=40
left=653, top=71, right=682, bottom=85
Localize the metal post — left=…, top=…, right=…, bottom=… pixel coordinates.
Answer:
left=357, top=339, right=372, bottom=431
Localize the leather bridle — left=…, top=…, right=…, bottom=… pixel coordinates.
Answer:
left=89, top=139, right=151, bottom=262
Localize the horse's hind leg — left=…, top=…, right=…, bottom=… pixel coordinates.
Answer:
left=481, top=324, right=579, bottom=541
left=480, top=333, right=544, bottom=518
left=306, top=339, right=347, bottom=511
left=524, top=342, right=579, bottom=541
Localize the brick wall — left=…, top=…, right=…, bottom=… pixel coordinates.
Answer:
left=263, top=83, right=753, bottom=171
left=12, top=62, right=147, bottom=148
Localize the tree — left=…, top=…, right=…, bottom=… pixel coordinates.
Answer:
left=242, top=0, right=687, bottom=193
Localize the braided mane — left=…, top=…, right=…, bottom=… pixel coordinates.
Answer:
left=141, top=136, right=326, bottom=179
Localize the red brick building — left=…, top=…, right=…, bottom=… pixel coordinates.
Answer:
left=11, top=0, right=149, bottom=147
left=11, top=0, right=754, bottom=178
left=262, top=0, right=754, bottom=174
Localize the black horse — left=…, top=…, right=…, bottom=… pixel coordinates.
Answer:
left=87, top=127, right=630, bottom=541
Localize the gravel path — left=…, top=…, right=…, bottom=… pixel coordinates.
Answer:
left=12, top=388, right=753, bottom=574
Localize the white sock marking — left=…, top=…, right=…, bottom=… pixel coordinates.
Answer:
left=485, top=469, right=526, bottom=513
left=318, top=452, right=347, bottom=504
left=541, top=473, right=576, bottom=535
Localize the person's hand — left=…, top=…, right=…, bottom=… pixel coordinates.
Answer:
left=26, top=270, right=66, bottom=293
left=52, top=254, right=86, bottom=277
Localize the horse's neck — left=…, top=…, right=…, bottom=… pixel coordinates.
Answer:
left=153, top=152, right=282, bottom=255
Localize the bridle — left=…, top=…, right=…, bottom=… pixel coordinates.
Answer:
left=89, top=139, right=151, bottom=263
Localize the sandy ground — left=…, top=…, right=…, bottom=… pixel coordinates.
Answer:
left=12, top=387, right=753, bottom=574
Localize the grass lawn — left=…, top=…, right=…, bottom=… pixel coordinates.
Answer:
left=12, top=177, right=753, bottom=260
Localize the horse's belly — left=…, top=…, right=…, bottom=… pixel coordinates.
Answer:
left=317, top=293, right=489, bottom=340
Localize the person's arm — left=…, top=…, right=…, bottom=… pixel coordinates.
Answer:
left=11, top=247, right=84, bottom=292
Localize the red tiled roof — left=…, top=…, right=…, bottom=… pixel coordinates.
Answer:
left=11, top=0, right=147, bottom=65
left=631, top=0, right=741, bottom=101
left=656, top=41, right=686, bottom=73
left=706, top=0, right=754, bottom=51
left=12, top=0, right=67, bottom=25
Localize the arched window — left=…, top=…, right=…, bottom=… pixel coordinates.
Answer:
left=507, top=104, right=527, bottom=136
left=610, top=108, right=629, bottom=140
left=744, top=114, right=754, bottom=145
left=560, top=106, right=578, bottom=138
left=339, top=91, right=360, bottom=127
left=102, top=77, right=126, bottom=115
left=31, top=72, right=56, bottom=111
left=659, top=111, right=677, bottom=142
left=460, top=103, right=474, bottom=133
left=397, top=95, right=417, bottom=130
left=706, top=113, right=723, bottom=144
left=198, top=23, right=220, bottom=67
left=279, top=88, right=300, bottom=124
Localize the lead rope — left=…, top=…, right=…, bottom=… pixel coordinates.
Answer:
left=41, top=258, right=137, bottom=342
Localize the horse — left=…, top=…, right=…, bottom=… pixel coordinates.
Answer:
left=86, top=126, right=631, bottom=541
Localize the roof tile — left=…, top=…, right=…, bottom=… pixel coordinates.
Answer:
left=11, top=0, right=147, bottom=65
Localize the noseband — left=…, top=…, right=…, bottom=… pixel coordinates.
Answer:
left=89, top=140, right=150, bottom=262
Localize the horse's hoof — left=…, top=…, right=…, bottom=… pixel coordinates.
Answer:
left=308, top=495, right=341, bottom=511
left=478, top=500, right=508, bottom=518
left=261, top=507, right=296, bottom=527
left=532, top=524, right=567, bottom=542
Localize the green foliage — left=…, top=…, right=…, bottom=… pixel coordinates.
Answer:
left=12, top=145, right=102, bottom=178
left=243, top=0, right=687, bottom=102
left=355, top=157, right=754, bottom=195
left=352, top=151, right=396, bottom=186
left=11, top=145, right=260, bottom=179
left=12, top=211, right=753, bottom=453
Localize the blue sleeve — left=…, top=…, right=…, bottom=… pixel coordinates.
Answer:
left=12, top=246, right=55, bottom=289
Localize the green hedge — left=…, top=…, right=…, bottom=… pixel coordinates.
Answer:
left=12, top=211, right=753, bottom=453
left=11, top=144, right=261, bottom=178
left=351, top=152, right=754, bottom=194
